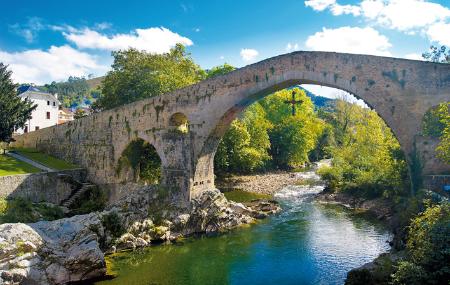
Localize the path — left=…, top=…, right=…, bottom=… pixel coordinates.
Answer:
left=6, top=151, right=54, bottom=172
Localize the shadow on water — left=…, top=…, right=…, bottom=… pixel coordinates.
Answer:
left=92, top=184, right=391, bottom=285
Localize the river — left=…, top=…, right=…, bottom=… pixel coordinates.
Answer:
left=94, top=171, right=391, bottom=285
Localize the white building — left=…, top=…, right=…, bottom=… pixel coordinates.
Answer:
left=16, top=86, right=59, bottom=134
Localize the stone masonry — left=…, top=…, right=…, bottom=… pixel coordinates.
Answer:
left=12, top=51, right=450, bottom=201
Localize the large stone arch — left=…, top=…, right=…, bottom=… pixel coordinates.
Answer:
left=189, top=52, right=450, bottom=196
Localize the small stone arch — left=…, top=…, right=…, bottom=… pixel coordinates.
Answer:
left=169, top=112, right=189, bottom=134
left=116, top=138, right=162, bottom=185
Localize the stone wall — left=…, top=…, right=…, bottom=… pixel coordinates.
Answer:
left=423, top=175, right=450, bottom=193
left=0, top=169, right=87, bottom=204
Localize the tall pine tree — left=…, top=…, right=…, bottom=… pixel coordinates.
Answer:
left=0, top=63, right=36, bottom=145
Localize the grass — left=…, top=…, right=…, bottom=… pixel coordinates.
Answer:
left=223, top=189, right=272, bottom=203
left=0, top=154, right=41, bottom=176
left=12, top=147, right=79, bottom=170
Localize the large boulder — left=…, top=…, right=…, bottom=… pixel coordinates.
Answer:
left=0, top=214, right=105, bottom=285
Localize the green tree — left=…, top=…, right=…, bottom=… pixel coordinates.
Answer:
left=97, top=44, right=206, bottom=110
left=318, top=100, right=408, bottom=198
left=206, top=63, right=236, bottom=78
left=405, top=202, right=450, bottom=284
left=74, top=109, right=87, bottom=119
left=422, top=45, right=450, bottom=63
left=423, top=102, right=450, bottom=163
left=260, top=88, right=325, bottom=168
left=0, top=63, right=36, bottom=145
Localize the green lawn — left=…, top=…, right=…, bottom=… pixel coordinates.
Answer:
left=12, top=148, right=79, bottom=170
left=0, top=155, right=41, bottom=176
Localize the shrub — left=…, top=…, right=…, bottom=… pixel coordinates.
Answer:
left=405, top=202, right=450, bottom=283
left=69, top=186, right=107, bottom=215
left=102, top=212, right=125, bottom=239
left=391, top=261, right=427, bottom=285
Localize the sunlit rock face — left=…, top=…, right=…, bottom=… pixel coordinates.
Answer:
left=0, top=214, right=105, bottom=285
left=0, top=186, right=279, bottom=284
left=12, top=52, right=450, bottom=200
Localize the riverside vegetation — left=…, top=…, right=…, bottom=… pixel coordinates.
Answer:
left=0, top=45, right=448, bottom=284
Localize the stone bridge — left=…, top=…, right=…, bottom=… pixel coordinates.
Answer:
left=13, top=51, right=450, bottom=201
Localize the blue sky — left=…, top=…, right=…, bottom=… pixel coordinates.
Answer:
left=1, top=0, right=449, bottom=88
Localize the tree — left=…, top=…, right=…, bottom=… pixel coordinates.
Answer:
left=260, top=88, right=325, bottom=168
left=0, top=63, right=36, bottom=145
left=422, top=45, right=450, bottom=63
left=74, top=109, right=87, bottom=119
left=318, top=100, right=408, bottom=198
left=422, top=102, right=450, bottom=163
left=206, top=63, right=236, bottom=78
left=97, top=44, right=206, bottom=110
left=404, top=202, right=450, bottom=284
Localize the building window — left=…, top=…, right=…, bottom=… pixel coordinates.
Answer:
left=46, top=112, right=50, bottom=119
left=24, top=126, right=28, bottom=133
left=35, top=126, right=40, bottom=131
left=53, top=102, right=56, bottom=106
left=47, top=101, right=50, bottom=105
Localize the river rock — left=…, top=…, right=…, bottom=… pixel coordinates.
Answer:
left=0, top=214, right=106, bottom=285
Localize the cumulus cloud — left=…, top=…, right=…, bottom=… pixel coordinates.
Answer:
left=64, top=27, right=193, bottom=53
left=404, top=53, right=424, bottom=60
left=240, top=48, right=259, bottom=61
left=286, top=43, right=299, bottom=52
left=427, top=22, right=450, bottom=46
left=0, top=45, right=107, bottom=84
left=305, top=0, right=450, bottom=33
left=305, top=26, right=392, bottom=56
left=305, top=0, right=336, bottom=11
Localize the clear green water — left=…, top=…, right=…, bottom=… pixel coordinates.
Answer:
left=94, top=186, right=391, bottom=285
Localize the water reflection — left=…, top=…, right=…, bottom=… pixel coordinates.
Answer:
left=95, top=184, right=391, bottom=285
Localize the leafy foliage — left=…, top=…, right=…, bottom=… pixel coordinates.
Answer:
left=405, top=202, right=450, bottom=283
left=318, top=100, right=408, bottom=198
left=74, top=108, right=87, bottom=119
left=215, top=87, right=325, bottom=174
left=97, top=44, right=206, bottom=110
left=422, top=102, right=450, bottom=163
left=0, top=63, right=36, bottom=143
left=0, top=198, right=64, bottom=223
left=118, top=139, right=162, bottom=184
left=391, top=261, right=428, bottom=285
left=69, top=186, right=107, bottom=215
left=422, top=45, right=450, bottom=63
left=206, top=63, right=236, bottom=78
left=40, top=76, right=100, bottom=109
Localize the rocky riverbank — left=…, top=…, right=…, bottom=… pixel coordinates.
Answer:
left=0, top=187, right=280, bottom=285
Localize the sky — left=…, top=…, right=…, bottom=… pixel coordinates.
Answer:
left=1, top=0, right=449, bottom=99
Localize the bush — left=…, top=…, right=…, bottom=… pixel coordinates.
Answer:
left=345, top=269, right=374, bottom=285
left=101, top=212, right=125, bottom=238
left=0, top=198, right=64, bottom=223
left=69, top=186, right=107, bottom=215
left=391, top=261, right=427, bottom=285
left=405, top=202, right=450, bottom=283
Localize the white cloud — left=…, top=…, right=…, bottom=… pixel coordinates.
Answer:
left=427, top=22, right=450, bottom=46
left=240, top=48, right=259, bottom=61
left=286, top=43, right=299, bottom=52
left=305, top=0, right=336, bottom=11
left=330, top=4, right=361, bottom=16
left=404, top=53, right=424, bottom=60
left=64, top=27, right=193, bottom=53
left=9, top=17, right=45, bottom=43
left=0, top=45, right=107, bottom=84
left=305, top=26, right=392, bottom=56
left=305, top=0, right=450, bottom=33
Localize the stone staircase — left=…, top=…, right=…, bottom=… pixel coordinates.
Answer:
left=60, top=182, right=96, bottom=208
